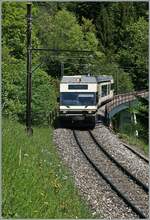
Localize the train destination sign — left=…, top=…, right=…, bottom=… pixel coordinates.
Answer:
left=68, top=85, right=88, bottom=90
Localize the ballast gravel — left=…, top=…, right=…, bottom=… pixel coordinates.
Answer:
left=53, top=128, right=139, bottom=219
left=92, top=124, right=149, bottom=186
left=75, top=130, right=149, bottom=217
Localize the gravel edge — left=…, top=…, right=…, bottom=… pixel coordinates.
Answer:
left=53, top=128, right=138, bottom=219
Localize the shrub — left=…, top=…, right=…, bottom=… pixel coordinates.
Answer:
left=2, top=55, right=58, bottom=125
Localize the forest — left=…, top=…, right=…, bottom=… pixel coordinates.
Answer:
left=2, top=1, right=148, bottom=125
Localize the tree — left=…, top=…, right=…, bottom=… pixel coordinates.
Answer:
left=135, top=97, right=148, bottom=143
left=2, top=2, right=148, bottom=125
left=117, top=17, right=148, bottom=90
left=2, top=51, right=58, bottom=125
left=89, top=57, right=134, bottom=94
left=36, top=9, right=99, bottom=77
left=2, top=2, right=39, bottom=59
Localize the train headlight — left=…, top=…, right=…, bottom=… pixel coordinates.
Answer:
left=88, top=110, right=92, bottom=114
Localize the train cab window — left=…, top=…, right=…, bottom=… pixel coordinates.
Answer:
left=60, top=92, right=96, bottom=106
left=101, top=85, right=107, bottom=97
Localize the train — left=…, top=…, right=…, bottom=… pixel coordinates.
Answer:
left=58, top=75, right=114, bottom=126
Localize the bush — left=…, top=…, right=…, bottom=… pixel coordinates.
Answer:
left=2, top=55, right=58, bottom=125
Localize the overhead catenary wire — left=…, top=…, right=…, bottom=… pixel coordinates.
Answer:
left=32, top=48, right=95, bottom=54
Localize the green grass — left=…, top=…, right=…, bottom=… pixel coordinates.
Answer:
left=2, top=118, right=94, bottom=218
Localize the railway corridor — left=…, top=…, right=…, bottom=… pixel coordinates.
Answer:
left=53, top=124, right=149, bottom=219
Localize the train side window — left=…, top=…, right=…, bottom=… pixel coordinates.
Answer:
left=111, top=83, right=114, bottom=90
left=96, top=92, right=98, bottom=103
left=101, top=85, right=107, bottom=97
left=108, top=84, right=111, bottom=94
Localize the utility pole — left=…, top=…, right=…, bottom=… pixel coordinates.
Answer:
left=61, top=62, right=64, bottom=77
left=26, top=3, right=33, bottom=135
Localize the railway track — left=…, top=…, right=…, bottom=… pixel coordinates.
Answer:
left=73, top=129, right=149, bottom=219
left=107, top=126, right=149, bottom=164
left=122, top=142, right=149, bottom=164
left=89, top=130, right=148, bottom=193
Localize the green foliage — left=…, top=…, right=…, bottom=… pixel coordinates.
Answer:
left=37, top=9, right=98, bottom=51
left=2, top=2, right=26, bottom=59
left=36, top=9, right=99, bottom=76
left=2, top=52, right=26, bottom=115
left=2, top=119, right=94, bottom=218
left=52, top=10, right=83, bottom=50
left=95, top=5, right=115, bottom=51
left=66, top=2, right=148, bottom=89
left=91, top=61, right=134, bottom=93
left=2, top=2, right=39, bottom=59
left=81, top=17, right=96, bottom=33
left=117, top=17, right=148, bottom=89
left=113, top=98, right=148, bottom=154
left=32, top=69, right=58, bottom=125
left=133, top=98, right=148, bottom=143
left=2, top=51, right=58, bottom=125
left=2, top=2, right=148, bottom=124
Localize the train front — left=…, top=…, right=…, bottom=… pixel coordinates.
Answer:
left=59, top=75, right=98, bottom=125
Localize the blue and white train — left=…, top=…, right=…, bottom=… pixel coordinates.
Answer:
left=58, top=75, right=114, bottom=125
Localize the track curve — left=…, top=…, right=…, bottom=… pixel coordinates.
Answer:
left=73, top=129, right=148, bottom=219
left=89, top=130, right=149, bottom=193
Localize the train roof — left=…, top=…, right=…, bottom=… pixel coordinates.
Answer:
left=61, top=75, right=97, bottom=83
left=96, top=75, right=113, bottom=83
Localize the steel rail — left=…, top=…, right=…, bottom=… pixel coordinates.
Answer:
left=88, top=130, right=148, bottom=193
left=107, top=127, right=149, bottom=164
left=73, top=130, right=147, bottom=219
left=122, top=143, right=149, bottom=164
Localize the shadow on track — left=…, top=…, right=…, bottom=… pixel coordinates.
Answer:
left=53, top=116, right=96, bottom=130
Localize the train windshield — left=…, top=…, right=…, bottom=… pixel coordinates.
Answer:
left=60, top=92, right=96, bottom=106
